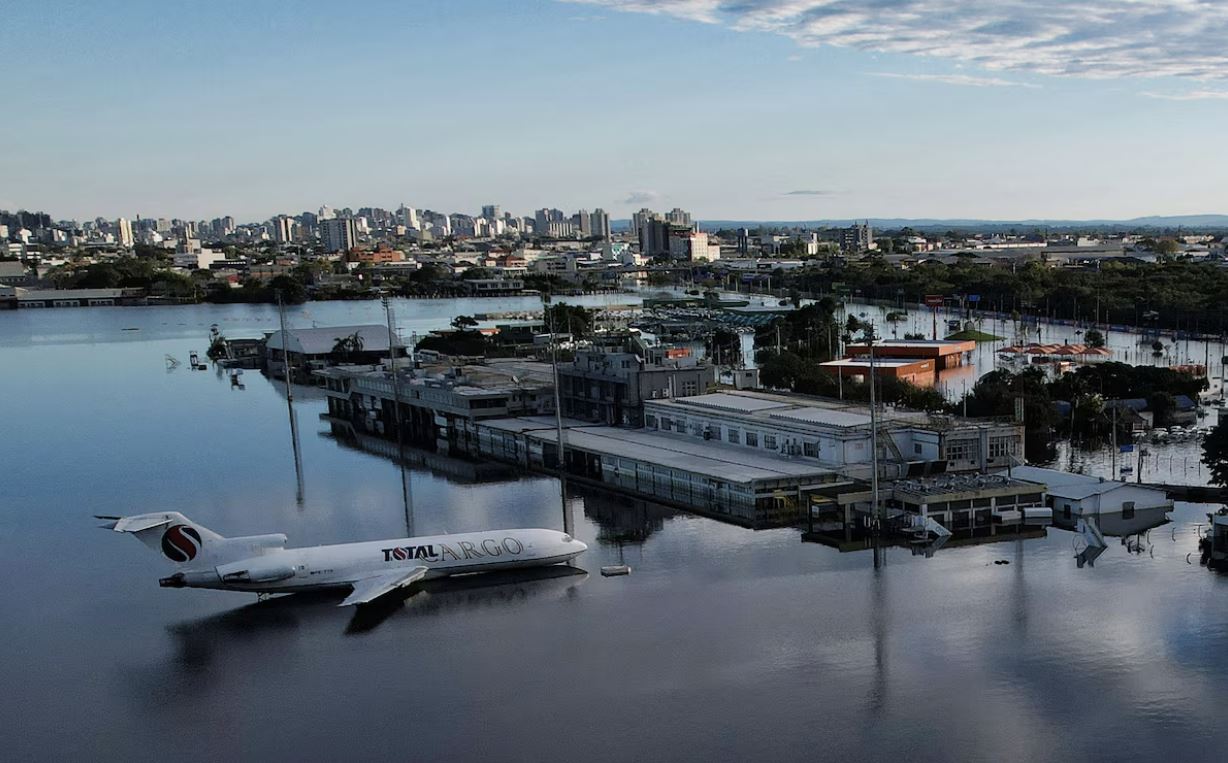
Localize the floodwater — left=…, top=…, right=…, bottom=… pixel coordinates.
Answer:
left=5, top=300, right=1228, bottom=762
left=837, top=298, right=1228, bottom=400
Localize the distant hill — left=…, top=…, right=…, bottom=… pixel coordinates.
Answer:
left=614, top=214, right=1228, bottom=232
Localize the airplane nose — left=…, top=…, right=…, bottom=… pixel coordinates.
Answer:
left=573, top=538, right=588, bottom=553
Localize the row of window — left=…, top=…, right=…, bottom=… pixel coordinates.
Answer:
left=645, top=415, right=821, bottom=456
left=944, top=437, right=1017, bottom=461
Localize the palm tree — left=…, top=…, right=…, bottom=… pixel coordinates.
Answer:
left=330, top=331, right=365, bottom=363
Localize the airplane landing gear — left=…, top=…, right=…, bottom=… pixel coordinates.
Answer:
left=257, top=593, right=271, bottom=602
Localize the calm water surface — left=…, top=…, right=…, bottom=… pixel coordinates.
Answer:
left=3, top=300, right=1228, bottom=762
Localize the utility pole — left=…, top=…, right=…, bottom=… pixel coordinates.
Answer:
left=868, top=323, right=882, bottom=528
left=545, top=297, right=572, bottom=536
left=277, top=291, right=304, bottom=506
left=384, top=295, right=412, bottom=536
left=1111, top=404, right=1118, bottom=479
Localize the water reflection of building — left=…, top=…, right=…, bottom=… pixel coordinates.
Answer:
left=577, top=486, right=675, bottom=545
left=323, top=420, right=513, bottom=484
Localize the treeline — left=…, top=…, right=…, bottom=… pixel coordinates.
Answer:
left=960, top=362, right=1208, bottom=458
left=415, top=305, right=596, bottom=357
left=783, top=260, right=1228, bottom=334
left=50, top=258, right=195, bottom=297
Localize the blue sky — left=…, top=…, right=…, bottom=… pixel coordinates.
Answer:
left=3, top=0, right=1226, bottom=223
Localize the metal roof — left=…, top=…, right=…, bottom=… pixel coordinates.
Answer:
left=488, top=419, right=834, bottom=484
left=670, top=392, right=793, bottom=413
left=1009, top=465, right=1166, bottom=501
left=15, top=288, right=126, bottom=300
left=768, top=407, right=873, bottom=428
left=820, top=358, right=931, bottom=368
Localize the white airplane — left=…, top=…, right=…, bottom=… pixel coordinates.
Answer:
left=98, top=511, right=587, bottom=607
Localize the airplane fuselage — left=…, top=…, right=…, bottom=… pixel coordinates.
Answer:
left=161, top=528, right=586, bottom=596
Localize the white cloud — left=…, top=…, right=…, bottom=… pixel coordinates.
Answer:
left=568, top=1, right=1228, bottom=80
left=1141, top=89, right=1228, bottom=101
left=624, top=190, right=661, bottom=204
left=871, top=72, right=1040, bottom=88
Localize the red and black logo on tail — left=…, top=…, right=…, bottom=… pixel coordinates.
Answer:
left=161, top=525, right=202, bottom=562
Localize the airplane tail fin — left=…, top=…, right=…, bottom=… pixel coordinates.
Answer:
left=99, top=511, right=224, bottom=565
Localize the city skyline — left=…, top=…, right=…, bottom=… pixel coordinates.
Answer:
left=3, top=1, right=1227, bottom=222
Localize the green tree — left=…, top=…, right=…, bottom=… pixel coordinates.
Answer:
left=1154, top=239, right=1179, bottom=256
left=460, top=267, right=497, bottom=280
left=1084, top=328, right=1105, bottom=348
left=269, top=274, right=307, bottom=304
left=330, top=331, right=365, bottom=363
left=410, top=264, right=450, bottom=284
left=545, top=303, right=594, bottom=339
left=1147, top=391, right=1177, bottom=427
left=1202, top=419, right=1228, bottom=487
left=75, top=263, right=122, bottom=288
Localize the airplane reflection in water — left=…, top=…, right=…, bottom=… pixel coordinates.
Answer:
left=125, top=567, right=590, bottom=703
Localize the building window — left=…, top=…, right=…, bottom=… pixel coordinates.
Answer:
left=803, top=442, right=818, bottom=457
left=914, top=443, right=923, bottom=454
left=645, top=415, right=657, bottom=429
left=989, top=437, right=1012, bottom=458
left=746, top=432, right=759, bottom=447
left=681, top=380, right=698, bottom=396
left=945, top=440, right=974, bottom=461
left=660, top=418, right=671, bottom=432
left=1122, top=501, right=1135, bottom=519
left=728, top=429, right=740, bottom=444
left=764, top=435, right=777, bottom=450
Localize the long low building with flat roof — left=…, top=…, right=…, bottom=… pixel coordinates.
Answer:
left=845, top=339, right=975, bottom=369
left=0, top=286, right=146, bottom=308
left=817, top=357, right=937, bottom=386
left=475, top=416, right=841, bottom=527
left=641, top=390, right=1022, bottom=477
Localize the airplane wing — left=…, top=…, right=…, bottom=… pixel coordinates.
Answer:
left=338, top=566, right=429, bottom=607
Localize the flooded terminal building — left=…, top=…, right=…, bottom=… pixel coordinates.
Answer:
left=639, top=391, right=1022, bottom=479
left=318, top=351, right=1034, bottom=531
